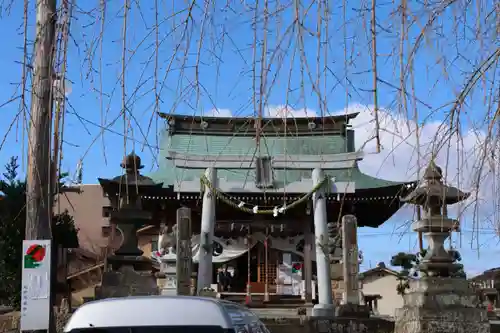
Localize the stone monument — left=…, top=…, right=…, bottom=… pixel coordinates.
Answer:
left=394, top=161, right=489, bottom=333
left=157, top=207, right=193, bottom=296
left=175, top=207, right=193, bottom=295
left=336, top=215, right=370, bottom=318
left=96, top=152, right=162, bottom=299
left=327, top=221, right=344, bottom=303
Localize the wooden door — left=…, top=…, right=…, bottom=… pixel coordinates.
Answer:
left=256, top=244, right=278, bottom=292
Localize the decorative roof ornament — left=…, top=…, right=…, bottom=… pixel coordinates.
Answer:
left=121, top=151, right=144, bottom=173
left=112, top=152, right=157, bottom=186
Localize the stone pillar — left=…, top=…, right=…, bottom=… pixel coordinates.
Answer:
left=197, top=167, right=217, bottom=292
left=311, top=168, right=334, bottom=317
left=303, top=228, right=313, bottom=304
left=341, top=215, right=359, bottom=305
left=336, top=215, right=369, bottom=318
left=176, top=207, right=193, bottom=295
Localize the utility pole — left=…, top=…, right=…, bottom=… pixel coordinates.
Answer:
left=25, top=1, right=57, bottom=332
left=26, top=0, right=57, bottom=239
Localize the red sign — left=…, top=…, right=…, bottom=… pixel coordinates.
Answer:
left=292, top=262, right=303, bottom=273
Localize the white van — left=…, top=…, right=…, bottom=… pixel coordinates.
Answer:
left=64, top=296, right=270, bottom=333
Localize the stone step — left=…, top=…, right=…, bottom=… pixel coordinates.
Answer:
left=218, top=294, right=309, bottom=308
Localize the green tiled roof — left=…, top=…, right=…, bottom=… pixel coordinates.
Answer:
left=151, top=164, right=402, bottom=190
left=168, top=133, right=347, bottom=156
left=149, top=133, right=405, bottom=190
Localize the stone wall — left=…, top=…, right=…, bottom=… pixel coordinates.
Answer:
left=1, top=315, right=395, bottom=333
left=394, top=278, right=490, bottom=333
left=0, top=312, right=18, bottom=333
left=0, top=309, right=71, bottom=333
left=263, top=317, right=394, bottom=333
left=2, top=312, right=500, bottom=333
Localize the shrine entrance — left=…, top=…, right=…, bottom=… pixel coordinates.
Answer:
left=220, top=242, right=312, bottom=296
left=94, top=113, right=416, bottom=308
left=221, top=242, right=279, bottom=293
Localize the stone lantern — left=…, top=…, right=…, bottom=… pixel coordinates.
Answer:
left=401, top=160, right=468, bottom=277
left=96, top=152, right=163, bottom=299
left=394, top=160, right=489, bottom=333
left=106, top=152, right=160, bottom=259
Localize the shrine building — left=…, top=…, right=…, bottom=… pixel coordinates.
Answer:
left=60, top=112, right=415, bottom=308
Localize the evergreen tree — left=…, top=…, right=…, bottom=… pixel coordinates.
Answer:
left=0, top=157, right=26, bottom=307
left=0, top=157, right=79, bottom=308
left=390, top=251, right=419, bottom=297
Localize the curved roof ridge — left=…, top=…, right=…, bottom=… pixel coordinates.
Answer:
left=159, top=111, right=359, bottom=123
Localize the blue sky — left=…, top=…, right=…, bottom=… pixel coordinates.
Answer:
left=0, top=0, right=497, bottom=276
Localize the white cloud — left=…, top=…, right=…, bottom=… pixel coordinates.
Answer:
left=337, top=104, right=489, bottom=185
left=203, top=108, right=233, bottom=117
left=330, top=104, right=498, bottom=273
left=266, top=105, right=316, bottom=118
left=263, top=103, right=491, bottom=192
left=340, top=104, right=499, bottom=229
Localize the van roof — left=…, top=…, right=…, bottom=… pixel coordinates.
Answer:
left=65, top=296, right=248, bottom=331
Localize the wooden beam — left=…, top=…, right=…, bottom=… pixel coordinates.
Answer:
left=168, top=151, right=362, bottom=169
left=173, top=176, right=355, bottom=194
left=67, top=263, right=104, bottom=280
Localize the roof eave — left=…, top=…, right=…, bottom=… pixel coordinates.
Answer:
left=159, top=112, right=359, bottom=124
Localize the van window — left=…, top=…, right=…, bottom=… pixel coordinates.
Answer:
left=67, top=326, right=233, bottom=333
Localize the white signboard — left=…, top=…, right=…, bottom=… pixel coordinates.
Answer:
left=21, top=240, right=51, bottom=331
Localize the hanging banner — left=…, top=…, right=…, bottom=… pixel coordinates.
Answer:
left=20, top=240, right=51, bottom=332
